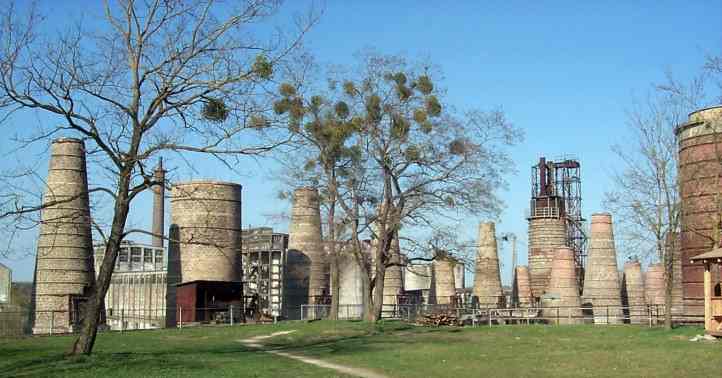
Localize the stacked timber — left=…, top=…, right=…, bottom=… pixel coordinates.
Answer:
left=472, top=222, right=503, bottom=307
left=622, top=260, right=647, bottom=324
left=582, top=213, right=623, bottom=324
left=542, top=247, right=582, bottom=325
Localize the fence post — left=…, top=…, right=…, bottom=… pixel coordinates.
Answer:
left=556, top=307, right=559, bottom=325
left=50, top=311, right=54, bottom=335
left=230, top=305, right=234, bottom=326
left=568, top=307, right=572, bottom=323
left=648, top=305, right=652, bottom=327
left=606, top=306, right=609, bottom=325
left=179, top=306, right=183, bottom=329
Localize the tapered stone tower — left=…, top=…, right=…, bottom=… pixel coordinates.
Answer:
left=513, top=266, right=534, bottom=307
left=472, top=222, right=503, bottom=307
left=542, top=247, right=582, bottom=324
left=432, top=254, right=457, bottom=305
left=171, top=181, right=242, bottom=284
left=645, top=263, right=665, bottom=308
left=582, top=213, right=623, bottom=324
left=33, top=138, right=94, bottom=334
left=287, top=188, right=327, bottom=307
left=622, top=260, right=647, bottom=324
left=382, top=235, right=404, bottom=311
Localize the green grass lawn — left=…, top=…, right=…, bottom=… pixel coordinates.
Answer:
left=1, top=321, right=720, bottom=377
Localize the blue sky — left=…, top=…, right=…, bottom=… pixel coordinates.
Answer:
left=1, top=1, right=721, bottom=285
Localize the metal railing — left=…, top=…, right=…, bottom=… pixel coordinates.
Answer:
left=0, top=303, right=706, bottom=338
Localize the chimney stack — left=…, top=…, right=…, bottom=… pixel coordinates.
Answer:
left=472, top=222, right=503, bottom=307
left=582, top=213, right=623, bottom=324
left=152, top=158, right=166, bottom=248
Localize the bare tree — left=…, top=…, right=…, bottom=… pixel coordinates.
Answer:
left=274, top=52, right=520, bottom=321
left=0, top=0, right=316, bottom=355
left=604, top=74, right=709, bottom=329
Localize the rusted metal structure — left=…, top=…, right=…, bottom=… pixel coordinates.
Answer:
left=622, top=260, right=647, bottom=324
left=676, top=105, right=722, bottom=317
left=582, top=213, right=623, bottom=324
left=473, top=222, right=503, bottom=307
left=528, top=156, right=586, bottom=298
left=176, top=281, right=243, bottom=323
left=170, top=181, right=242, bottom=284
left=542, top=247, right=582, bottom=325
left=151, top=159, right=166, bottom=248
left=241, top=227, right=287, bottom=318
left=32, top=138, right=95, bottom=334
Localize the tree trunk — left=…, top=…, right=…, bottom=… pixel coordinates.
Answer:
left=663, top=247, right=673, bottom=330
left=329, top=254, right=339, bottom=320
left=69, top=171, right=132, bottom=355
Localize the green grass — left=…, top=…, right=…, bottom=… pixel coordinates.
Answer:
left=1, top=321, right=720, bottom=377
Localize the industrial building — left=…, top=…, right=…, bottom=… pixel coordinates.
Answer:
left=241, top=227, right=287, bottom=319
left=0, top=263, right=9, bottom=305
left=93, top=241, right=167, bottom=330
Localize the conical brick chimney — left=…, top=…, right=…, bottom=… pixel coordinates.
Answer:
left=582, top=213, right=623, bottom=324
left=433, top=254, right=457, bottom=305
left=542, top=247, right=582, bottom=324
left=622, top=260, right=646, bottom=324
left=472, top=222, right=503, bottom=307
left=514, top=266, right=533, bottom=307
left=33, top=138, right=94, bottom=334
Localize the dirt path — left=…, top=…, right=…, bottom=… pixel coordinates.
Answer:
left=238, top=331, right=388, bottom=378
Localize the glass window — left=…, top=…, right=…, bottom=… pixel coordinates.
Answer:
left=155, top=249, right=163, bottom=264
left=143, top=248, right=153, bottom=263
left=131, top=247, right=141, bottom=263
left=119, top=248, right=129, bottom=262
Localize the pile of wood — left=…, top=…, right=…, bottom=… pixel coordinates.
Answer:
left=416, top=312, right=460, bottom=326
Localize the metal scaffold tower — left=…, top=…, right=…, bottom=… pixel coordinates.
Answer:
left=530, top=156, right=587, bottom=269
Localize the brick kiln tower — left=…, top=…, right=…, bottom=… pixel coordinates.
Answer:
left=382, top=235, right=404, bottom=311
left=582, top=213, right=623, bottom=324
left=542, top=247, right=582, bottom=324
left=171, top=181, right=242, bottom=283
left=33, top=138, right=94, bottom=334
left=432, top=253, right=457, bottom=305
left=513, top=266, right=534, bottom=307
left=644, top=263, right=665, bottom=311
left=676, top=106, right=722, bottom=317
left=622, top=260, right=646, bottom=324
left=287, top=188, right=327, bottom=309
left=472, top=222, right=503, bottom=307
left=528, top=157, right=586, bottom=299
